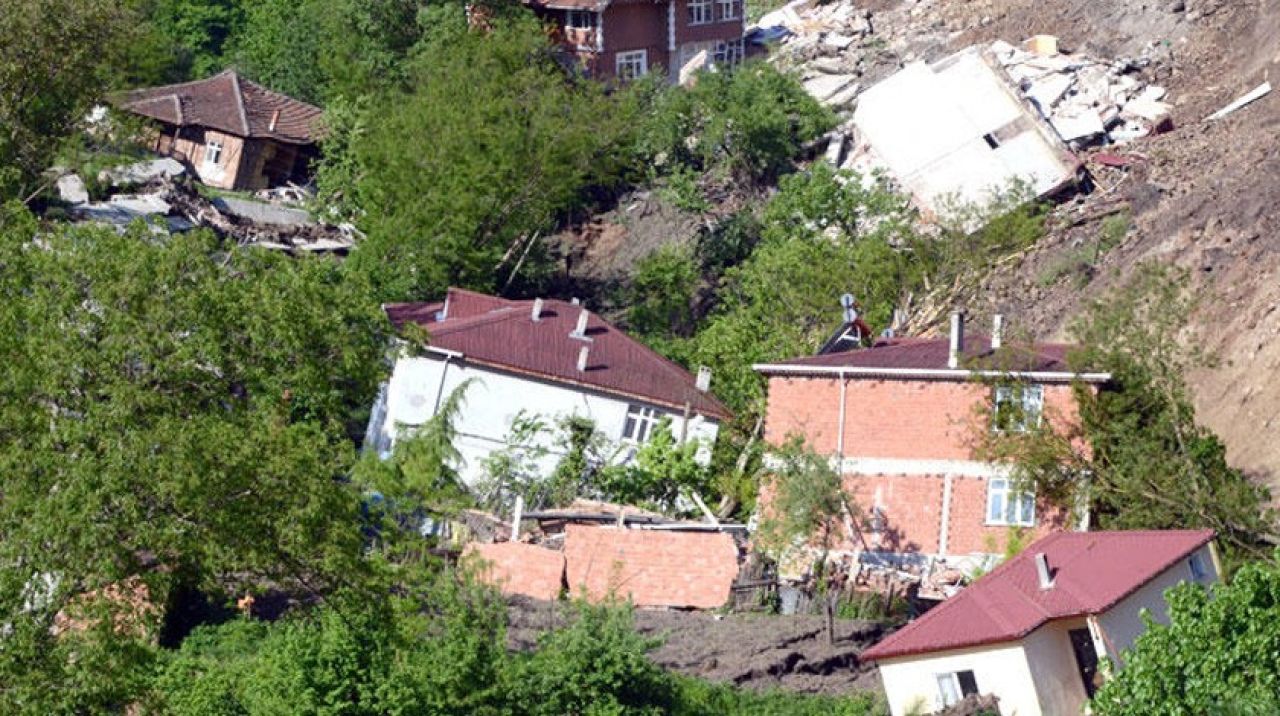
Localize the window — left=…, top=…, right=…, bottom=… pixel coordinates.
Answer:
left=983, top=132, right=1000, bottom=149
left=936, top=670, right=979, bottom=708
left=987, top=477, right=1035, bottom=526
left=716, top=0, right=741, bottom=20
left=713, top=38, right=745, bottom=67
left=204, top=139, right=224, bottom=166
left=993, top=384, right=1044, bottom=433
left=1189, top=553, right=1209, bottom=581
left=565, top=9, right=596, bottom=31
left=622, top=404, right=662, bottom=443
left=688, top=0, right=713, bottom=25
left=615, top=50, right=648, bottom=81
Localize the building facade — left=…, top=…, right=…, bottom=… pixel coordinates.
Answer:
left=755, top=314, right=1109, bottom=568
left=366, top=289, right=730, bottom=489
left=526, top=0, right=746, bottom=82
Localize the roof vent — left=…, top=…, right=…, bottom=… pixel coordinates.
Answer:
left=576, top=345, right=590, bottom=372
left=992, top=314, right=1004, bottom=350
left=696, top=366, right=712, bottom=392
left=948, top=312, right=965, bottom=369
left=436, top=294, right=451, bottom=322
left=571, top=308, right=590, bottom=339
left=531, top=298, right=544, bottom=322
left=1035, top=552, right=1054, bottom=590
left=571, top=297, right=581, bottom=306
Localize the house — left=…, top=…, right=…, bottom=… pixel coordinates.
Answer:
left=845, top=44, right=1080, bottom=221
left=525, top=0, right=747, bottom=82
left=861, top=529, right=1221, bottom=716
left=365, top=288, right=731, bottom=488
left=116, top=70, right=323, bottom=191
left=753, top=313, right=1110, bottom=571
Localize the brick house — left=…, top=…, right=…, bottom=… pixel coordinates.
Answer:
left=525, top=0, right=747, bottom=81
left=754, top=314, right=1110, bottom=570
left=117, top=70, right=323, bottom=191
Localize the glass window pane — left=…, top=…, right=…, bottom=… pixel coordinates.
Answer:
left=988, top=491, right=1005, bottom=523
left=957, top=670, right=979, bottom=697
left=937, top=674, right=960, bottom=707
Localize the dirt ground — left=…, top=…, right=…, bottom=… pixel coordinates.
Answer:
left=506, top=596, right=888, bottom=694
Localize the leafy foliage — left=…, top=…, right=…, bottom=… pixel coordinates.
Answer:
left=1092, top=554, right=1280, bottom=715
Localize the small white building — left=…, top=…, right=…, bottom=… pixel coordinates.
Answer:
left=861, top=529, right=1220, bottom=716
left=365, top=288, right=731, bottom=489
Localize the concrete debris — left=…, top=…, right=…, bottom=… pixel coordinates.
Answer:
left=56, top=174, right=89, bottom=205
left=98, top=157, right=185, bottom=188
left=253, top=183, right=314, bottom=205
left=213, top=196, right=315, bottom=227
left=1206, top=82, right=1272, bottom=121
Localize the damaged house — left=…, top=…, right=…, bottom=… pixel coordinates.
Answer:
left=525, top=0, right=747, bottom=81
left=366, top=288, right=731, bottom=488
left=116, top=70, right=323, bottom=191
left=754, top=313, right=1110, bottom=573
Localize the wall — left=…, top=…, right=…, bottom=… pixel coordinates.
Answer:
left=465, top=542, right=566, bottom=601
left=155, top=125, right=246, bottom=190
left=1022, top=617, right=1092, bottom=716
left=372, top=352, right=721, bottom=488
left=599, top=1, right=669, bottom=80
left=672, top=0, right=745, bottom=44
left=1096, top=543, right=1218, bottom=663
left=878, top=642, right=1039, bottom=716
left=563, top=524, right=740, bottom=608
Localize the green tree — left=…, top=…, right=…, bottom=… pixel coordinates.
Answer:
left=628, top=243, right=702, bottom=344
left=0, top=0, right=136, bottom=200
left=599, top=418, right=711, bottom=513
left=138, top=0, right=244, bottom=80
left=0, top=210, right=388, bottom=710
left=1092, top=554, right=1280, bottom=715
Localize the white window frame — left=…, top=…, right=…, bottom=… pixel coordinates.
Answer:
left=688, top=0, right=713, bottom=25
left=565, top=9, right=596, bottom=31
left=716, top=0, right=741, bottom=20
left=935, top=670, right=978, bottom=709
left=713, top=38, right=744, bottom=66
left=986, top=477, right=1036, bottom=527
left=615, top=49, right=648, bottom=80
left=992, top=384, right=1044, bottom=433
left=621, top=404, right=661, bottom=443
left=204, top=139, right=224, bottom=166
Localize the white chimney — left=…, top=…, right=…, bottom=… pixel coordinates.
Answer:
left=572, top=308, right=589, bottom=337
left=1035, top=552, right=1054, bottom=590
left=948, top=312, right=965, bottom=369
left=269, top=109, right=280, bottom=132
left=531, top=298, right=544, bottom=322
left=992, top=314, right=1004, bottom=350
left=576, top=345, right=590, bottom=372
left=696, top=366, right=712, bottom=392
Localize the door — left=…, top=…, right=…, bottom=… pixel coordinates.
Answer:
left=1069, top=628, right=1100, bottom=697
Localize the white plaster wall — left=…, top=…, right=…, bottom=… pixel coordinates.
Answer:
left=1021, top=617, right=1091, bottom=716
left=371, top=352, right=720, bottom=488
left=1097, top=543, right=1218, bottom=664
left=878, top=642, right=1039, bottom=716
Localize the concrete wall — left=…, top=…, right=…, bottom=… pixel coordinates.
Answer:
left=1097, top=543, right=1218, bottom=664
left=370, top=351, right=721, bottom=488
left=878, top=642, right=1039, bottom=716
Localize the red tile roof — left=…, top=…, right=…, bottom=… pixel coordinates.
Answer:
left=118, top=70, right=322, bottom=144
left=861, top=529, right=1216, bottom=662
left=385, top=288, right=733, bottom=421
left=756, top=335, right=1108, bottom=381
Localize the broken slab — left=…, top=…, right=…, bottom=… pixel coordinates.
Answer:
left=212, top=196, right=315, bottom=227
left=56, top=174, right=89, bottom=205
left=803, top=73, right=857, bottom=103
left=99, top=157, right=185, bottom=187
left=1052, top=110, right=1106, bottom=143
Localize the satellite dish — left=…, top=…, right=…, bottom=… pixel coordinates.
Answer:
left=840, top=293, right=856, bottom=309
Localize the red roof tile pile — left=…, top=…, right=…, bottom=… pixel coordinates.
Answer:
left=861, top=529, right=1216, bottom=661
left=386, top=288, right=732, bottom=420
left=118, top=70, right=322, bottom=144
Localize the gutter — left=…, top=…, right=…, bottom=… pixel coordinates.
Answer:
left=752, top=363, right=1111, bottom=384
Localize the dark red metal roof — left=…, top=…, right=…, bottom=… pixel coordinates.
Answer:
left=385, top=288, right=733, bottom=421
left=760, top=335, right=1081, bottom=374
left=118, top=70, right=322, bottom=144
left=861, top=529, right=1216, bottom=662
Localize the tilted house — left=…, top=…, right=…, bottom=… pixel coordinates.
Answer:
left=525, top=0, right=747, bottom=81
left=754, top=313, right=1110, bottom=570
left=861, top=529, right=1220, bottom=716
left=117, top=70, right=323, bottom=191
left=366, top=288, right=731, bottom=488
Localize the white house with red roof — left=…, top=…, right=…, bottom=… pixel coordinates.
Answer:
left=365, top=288, right=731, bottom=489
left=754, top=313, right=1110, bottom=569
left=861, top=529, right=1220, bottom=716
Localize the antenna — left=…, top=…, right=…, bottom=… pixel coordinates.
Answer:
left=841, top=293, right=858, bottom=324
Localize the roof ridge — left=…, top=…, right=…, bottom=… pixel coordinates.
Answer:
left=228, top=71, right=250, bottom=136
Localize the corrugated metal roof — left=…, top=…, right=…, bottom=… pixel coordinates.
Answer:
left=386, top=288, right=733, bottom=421
left=861, top=529, right=1216, bottom=662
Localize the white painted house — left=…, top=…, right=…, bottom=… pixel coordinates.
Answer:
left=861, top=529, right=1220, bottom=716
left=365, top=288, right=731, bottom=489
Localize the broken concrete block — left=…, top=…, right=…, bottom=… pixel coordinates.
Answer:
left=803, top=73, right=857, bottom=102
left=1024, top=35, right=1059, bottom=57
left=56, top=174, right=89, bottom=205
left=1122, top=97, right=1173, bottom=124
left=823, top=32, right=855, bottom=51
left=824, top=81, right=862, bottom=108
left=1051, top=110, right=1106, bottom=142
left=99, top=157, right=185, bottom=187
left=1026, top=74, right=1075, bottom=110
left=212, top=197, right=315, bottom=227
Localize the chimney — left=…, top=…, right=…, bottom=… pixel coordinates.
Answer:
left=576, top=345, right=590, bottom=372
left=1035, top=552, right=1054, bottom=590
left=992, top=314, right=1005, bottom=350
left=571, top=297, right=581, bottom=306
left=269, top=109, right=281, bottom=132
left=948, top=312, right=965, bottom=369
left=531, top=298, right=544, bottom=322
left=696, top=366, right=712, bottom=392
left=572, top=308, right=589, bottom=338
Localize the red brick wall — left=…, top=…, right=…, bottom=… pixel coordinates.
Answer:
left=599, top=1, right=670, bottom=79
left=564, top=524, right=740, bottom=609
left=945, top=475, right=1068, bottom=555
left=764, top=376, right=1083, bottom=461
left=465, top=542, right=566, bottom=601
left=672, top=0, right=745, bottom=43
left=844, top=473, right=945, bottom=554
